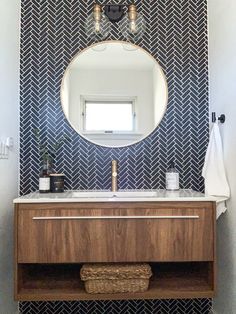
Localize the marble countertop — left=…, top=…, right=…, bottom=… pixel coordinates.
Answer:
left=13, top=189, right=227, bottom=204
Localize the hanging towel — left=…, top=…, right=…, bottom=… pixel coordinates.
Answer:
left=202, top=122, right=230, bottom=218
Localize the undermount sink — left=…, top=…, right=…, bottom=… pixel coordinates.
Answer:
left=71, top=190, right=158, bottom=198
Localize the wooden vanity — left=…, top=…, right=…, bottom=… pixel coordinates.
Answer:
left=14, top=192, right=217, bottom=301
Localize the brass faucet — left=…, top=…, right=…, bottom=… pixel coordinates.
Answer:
left=111, top=160, right=118, bottom=192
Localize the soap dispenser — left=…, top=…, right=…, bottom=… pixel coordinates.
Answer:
left=165, top=162, right=179, bottom=191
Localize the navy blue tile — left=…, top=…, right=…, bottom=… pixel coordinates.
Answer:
left=19, top=0, right=209, bottom=312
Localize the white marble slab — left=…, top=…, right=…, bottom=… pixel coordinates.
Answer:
left=13, top=189, right=227, bottom=204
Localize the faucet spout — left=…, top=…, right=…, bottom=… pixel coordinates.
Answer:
left=111, top=160, right=118, bottom=192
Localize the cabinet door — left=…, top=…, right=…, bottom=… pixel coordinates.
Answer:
left=17, top=202, right=215, bottom=263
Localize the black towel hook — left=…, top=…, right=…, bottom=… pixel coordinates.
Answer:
left=212, top=112, right=225, bottom=123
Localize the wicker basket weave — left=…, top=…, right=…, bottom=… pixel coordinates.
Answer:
left=80, top=263, right=152, bottom=294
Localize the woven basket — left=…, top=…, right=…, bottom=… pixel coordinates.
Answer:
left=84, top=278, right=149, bottom=294
left=80, top=263, right=152, bottom=294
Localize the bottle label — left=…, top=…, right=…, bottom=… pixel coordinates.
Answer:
left=39, top=178, right=50, bottom=191
left=166, top=173, right=179, bottom=190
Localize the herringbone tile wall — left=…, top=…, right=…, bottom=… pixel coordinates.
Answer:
left=19, top=299, right=213, bottom=314
left=20, top=0, right=209, bottom=195
left=19, top=0, right=210, bottom=313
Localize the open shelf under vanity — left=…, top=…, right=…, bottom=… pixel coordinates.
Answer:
left=16, top=262, right=215, bottom=301
left=14, top=201, right=216, bottom=301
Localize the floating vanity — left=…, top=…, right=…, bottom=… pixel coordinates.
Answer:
left=14, top=189, right=220, bottom=301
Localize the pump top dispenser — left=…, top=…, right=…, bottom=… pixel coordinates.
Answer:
left=165, top=162, right=179, bottom=191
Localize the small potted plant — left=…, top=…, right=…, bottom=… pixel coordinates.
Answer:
left=33, top=128, right=70, bottom=193
left=34, top=128, right=70, bottom=166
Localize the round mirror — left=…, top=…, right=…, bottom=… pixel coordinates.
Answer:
left=61, top=41, right=168, bottom=148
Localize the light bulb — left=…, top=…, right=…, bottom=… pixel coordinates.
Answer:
left=129, top=20, right=137, bottom=34
left=128, top=4, right=138, bottom=34
left=93, top=4, right=102, bottom=34
left=94, top=21, right=101, bottom=33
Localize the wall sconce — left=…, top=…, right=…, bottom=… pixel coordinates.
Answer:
left=120, top=3, right=146, bottom=41
left=85, top=4, right=111, bottom=40
left=85, top=3, right=146, bottom=41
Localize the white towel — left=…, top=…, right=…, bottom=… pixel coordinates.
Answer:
left=202, top=122, right=230, bottom=217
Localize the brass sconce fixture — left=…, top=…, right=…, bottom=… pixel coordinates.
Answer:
left=93, top=4, right=103, bottom=34
left=85, top=3, right=146, bottom=40
left=128, top=4, right=138, bottom=34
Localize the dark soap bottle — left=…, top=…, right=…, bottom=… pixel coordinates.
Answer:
left=39, top=160, right=51, bottom=193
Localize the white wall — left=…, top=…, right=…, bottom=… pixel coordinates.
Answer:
left=0, top=0, right=20, bottom=313
left=208, top=0, right=236, bottom=313
left=68, top=68, right=154, bottom=134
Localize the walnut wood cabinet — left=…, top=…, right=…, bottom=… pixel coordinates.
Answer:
left=14, top=201, right=216, bottom=301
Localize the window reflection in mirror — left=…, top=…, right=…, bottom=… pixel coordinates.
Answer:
left=61, top=41, right=168, bottom=147
left=83, top=99, right=135, bottom=132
